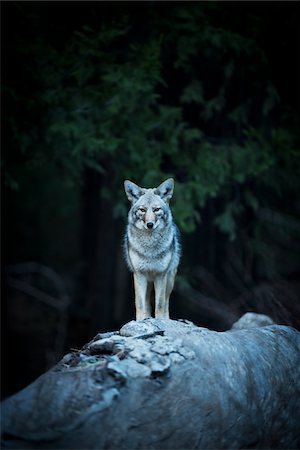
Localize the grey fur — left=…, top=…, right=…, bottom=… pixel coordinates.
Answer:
left=124, top=179, right=181, bottom=319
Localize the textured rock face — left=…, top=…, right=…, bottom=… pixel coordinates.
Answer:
left=231, top=312, right=275, bottom=329
left=2, top=317, right=300, bottom=449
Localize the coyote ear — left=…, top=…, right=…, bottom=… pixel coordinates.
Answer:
left=155, top=178, right=174, bottom=203
left=124, top=180, right=144, bottom=203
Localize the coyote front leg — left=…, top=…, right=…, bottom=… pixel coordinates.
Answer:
left=154, top=274, right=169, bottom=319
left=154, top=270, right=176, bottom=319
left=133, top=272, right=152, bottom=320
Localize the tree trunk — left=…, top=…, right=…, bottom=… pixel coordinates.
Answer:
left=2, top=316, right=300, bottom=449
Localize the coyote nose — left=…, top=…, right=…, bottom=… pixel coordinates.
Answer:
left=147, top=222, right=154, bottom=229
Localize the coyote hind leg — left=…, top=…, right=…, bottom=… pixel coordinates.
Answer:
left=166, top=269, right=176, bottom=300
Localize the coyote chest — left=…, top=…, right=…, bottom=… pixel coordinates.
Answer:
left=124, top=178, right=181, bottom=320
left=126, top=224, right=178, bottom=277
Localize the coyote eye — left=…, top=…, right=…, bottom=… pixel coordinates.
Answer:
left=138, top=207, right=146, bottom=213
left=153, top=207, right=161, bottom=213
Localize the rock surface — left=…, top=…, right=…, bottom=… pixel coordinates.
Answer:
left=231, top=312, right=275, bottom=329
left=2, top=316, right=300, bottom=449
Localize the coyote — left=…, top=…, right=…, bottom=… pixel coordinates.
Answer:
left=124, top=178, right=181, bottom=320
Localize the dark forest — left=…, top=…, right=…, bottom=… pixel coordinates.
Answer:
left=2, top=1, right=300, bottom=399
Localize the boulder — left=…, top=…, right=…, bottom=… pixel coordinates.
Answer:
left=2, top=316, right=300, bottom=449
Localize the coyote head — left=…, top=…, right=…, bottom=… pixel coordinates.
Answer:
left=124, top=179, right=174, bottom=231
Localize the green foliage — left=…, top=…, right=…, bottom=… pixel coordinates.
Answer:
left=3, top=2, right=300, bottom=245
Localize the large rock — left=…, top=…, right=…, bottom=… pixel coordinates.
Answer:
left=2, top=317, right=300, bottom=449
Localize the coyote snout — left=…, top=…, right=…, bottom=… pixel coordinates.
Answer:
left=124, top=178, right=181, bottom=320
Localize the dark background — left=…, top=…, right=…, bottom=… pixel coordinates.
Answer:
left=2, top=1, right=300, bottom=399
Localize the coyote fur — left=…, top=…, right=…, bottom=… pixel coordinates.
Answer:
left=124, top=178, right=180, bottom=320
